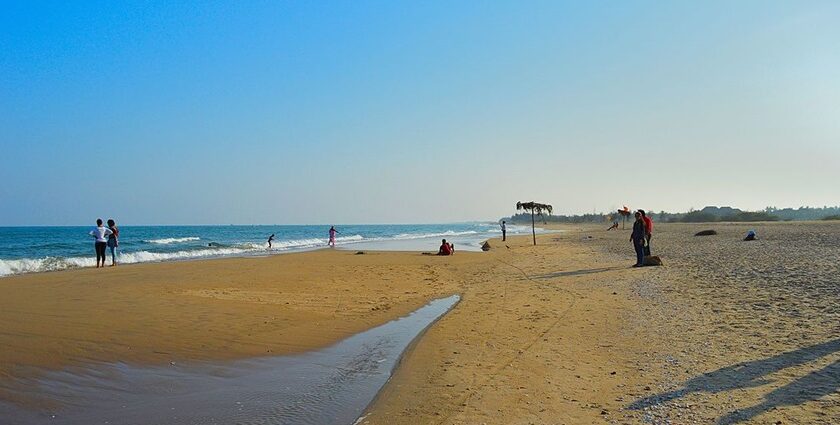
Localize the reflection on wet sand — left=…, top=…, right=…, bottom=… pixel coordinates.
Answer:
left=0, top=296, right=460, bottom=425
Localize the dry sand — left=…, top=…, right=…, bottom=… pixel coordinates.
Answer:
left=1, top=222, right=838, bottom=424
left=364, top=222, right=840, bottom=424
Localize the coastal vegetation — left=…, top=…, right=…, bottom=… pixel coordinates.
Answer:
left=506, top=205, right=840, bottom=224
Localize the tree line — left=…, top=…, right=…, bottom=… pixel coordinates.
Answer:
left=504, top=205, right=840, bottom=224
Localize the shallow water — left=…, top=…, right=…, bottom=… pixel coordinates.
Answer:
left=0, top=295, right=460, bottom=425
left=0, top=223, right=546, bottom=276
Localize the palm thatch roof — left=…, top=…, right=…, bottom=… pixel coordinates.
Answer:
left=516, top=201, right=553, bottom=216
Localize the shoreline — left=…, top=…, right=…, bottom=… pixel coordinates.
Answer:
left=0, top=222, right=544, bottom=278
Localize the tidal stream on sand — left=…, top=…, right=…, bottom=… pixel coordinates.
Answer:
left=1, top=295, right=461, bottom=425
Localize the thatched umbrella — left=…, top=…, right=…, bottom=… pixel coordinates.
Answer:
left=516, top=201, right=553, bottom=245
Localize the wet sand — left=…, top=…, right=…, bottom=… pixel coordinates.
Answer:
left=0, top=250, right=481, bottom=407
left=2, top=296, right=461, bottom=424
left=2, top=222, right=839, bottom=424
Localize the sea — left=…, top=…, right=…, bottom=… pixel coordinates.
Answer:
left=0, top=223, right=546, bottom=277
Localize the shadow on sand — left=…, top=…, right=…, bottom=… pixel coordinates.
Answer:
left=627, top=338, right=840, bottom=424
left=527, top=266, right=623, bottom=280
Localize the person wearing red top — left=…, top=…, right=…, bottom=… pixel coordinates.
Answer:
left=638, top=210, right=653, bottom=256
left=438, top=239, right=452, bottom=256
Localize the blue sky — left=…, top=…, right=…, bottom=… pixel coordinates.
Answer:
left=1, top=1, right=838, bottom=225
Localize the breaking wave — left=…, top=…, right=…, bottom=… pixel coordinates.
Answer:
left=144, top=237, right=201, bottom=244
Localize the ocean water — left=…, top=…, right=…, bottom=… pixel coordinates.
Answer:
left=0, top=223, right=543, bottom=277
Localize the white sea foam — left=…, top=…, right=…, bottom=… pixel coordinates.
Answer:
left=0, top=256, right=94, bottom=277
left=0, top=228, right=551, bottom=277
left=144, top=237, right=201, bottom=244
left=0, top=234, right=370, bottom=277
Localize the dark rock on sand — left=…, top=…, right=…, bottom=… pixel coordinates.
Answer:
left=694, top=230, right=717, bottom=236
left=643, top=256, right=663, bottom=266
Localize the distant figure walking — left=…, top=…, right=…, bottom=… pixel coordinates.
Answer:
left=630, top=211, right=648, bottom=267
left=328, top=226, right=339, bottom=247
left=90, top=218, right=113, bottom=268
left=438, top=239, right=453, bottom=256
left=639, top=210, right=653, bottom=256
left=500, top=220, right=507, bottom=241
left=106, top=219, right=119, bottom=266
left=267, top=233, right=275, bottom=249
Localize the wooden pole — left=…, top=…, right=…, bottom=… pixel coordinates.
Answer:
left=531, top=210, right=536, bottom=245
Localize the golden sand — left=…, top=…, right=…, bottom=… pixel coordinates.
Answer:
left=2, top=223, right=838, bottom=423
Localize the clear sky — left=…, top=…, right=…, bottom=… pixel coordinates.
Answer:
left=1, top=1, right=838, bottom=225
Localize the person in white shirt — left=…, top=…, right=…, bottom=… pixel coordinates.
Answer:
left=500, top=220, right=507, bottom=241
left=89, top=218, right=113, bottom=268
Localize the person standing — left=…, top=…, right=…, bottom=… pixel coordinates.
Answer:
left=89, top=218, right=113, bottom=268
left=106, top=219, right=119, bottom=266
left=630, top=211, right=647, bottom=267
left=267, top=233, right=275, bottom=249
left=328, top=226, right=339, bottom=247
left=500, top=220, right=507, bottom=241
left=638, top=210, right=653, bottom=256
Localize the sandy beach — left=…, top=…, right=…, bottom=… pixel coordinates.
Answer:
left=1, top=222, right=838, bottom=423
left=364, top=222, right=840, bottom=424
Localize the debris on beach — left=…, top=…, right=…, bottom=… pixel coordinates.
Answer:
left=481, top=241, right=491, bottom=251
left=694, top=230, right=717, bottom=236
left=642, top=255, right=663, bottom=266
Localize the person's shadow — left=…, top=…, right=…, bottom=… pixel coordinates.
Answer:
left=718, top=358, right=839, bottom=423
left=627, top=338, right=840, bottom=423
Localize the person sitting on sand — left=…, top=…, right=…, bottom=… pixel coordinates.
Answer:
left=438, top=239, right=452, bottom=256
left=607, top=221, right=619, bottom=231
left=744, top=230, right=757, bottom=241
left=449, top=242, right=455, bottom=255
left=267, top=233, right=275, bottom=249
left=328, top=226, right=339, bottom=247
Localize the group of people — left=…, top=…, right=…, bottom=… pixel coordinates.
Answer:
left=630, top=209, right=653, bottom=267
left=90, top=218, right=119, bottom=268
